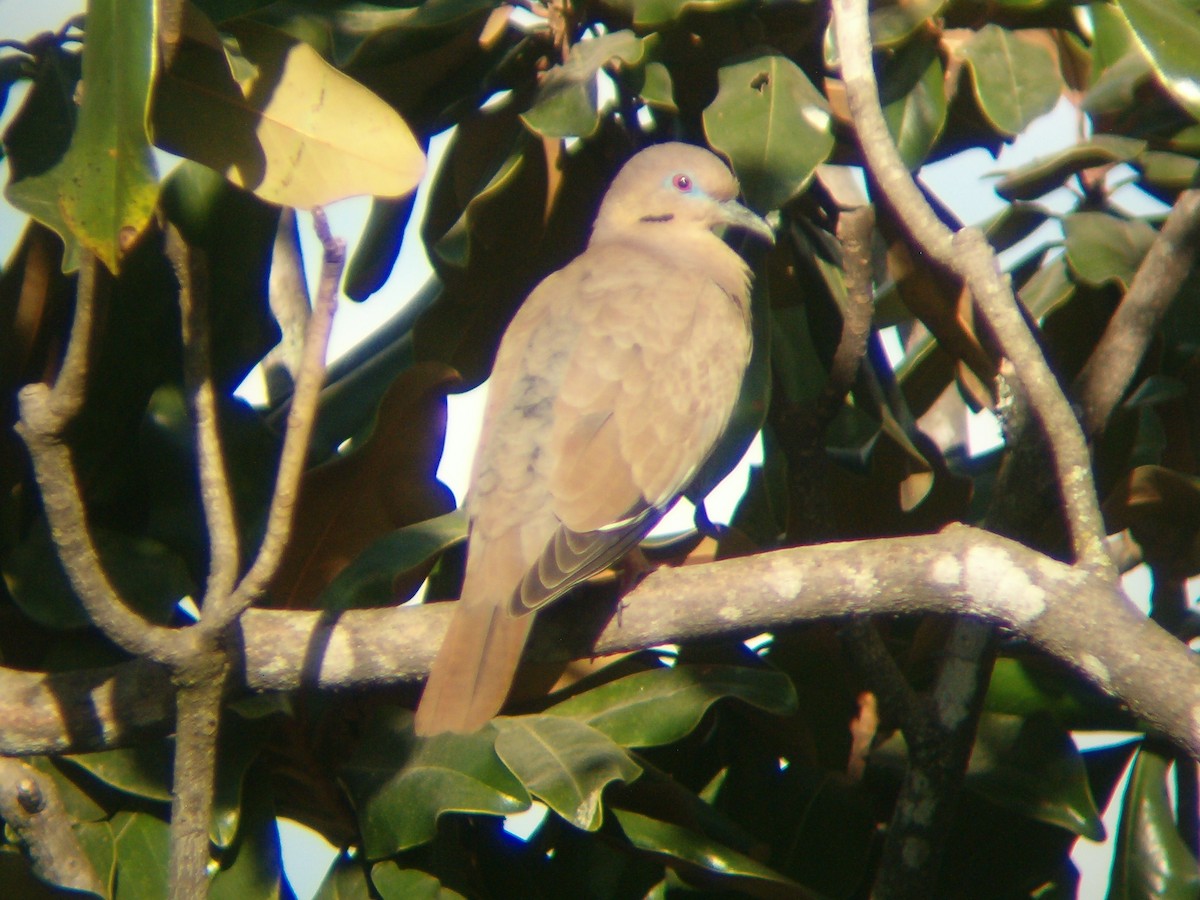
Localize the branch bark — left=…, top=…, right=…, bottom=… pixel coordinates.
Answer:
left=1075, top=188, right=1200, bottom=435
left=831, top=0, right=1111, bottom=578
left=15, top=253, right=189, bottom=665
left=0, top=756, right=104, bottom=895
left=5, top=527, right=1199, bottom=757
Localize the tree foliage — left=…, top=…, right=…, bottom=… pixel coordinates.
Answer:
left=2, top=0, right=1200, bottom=896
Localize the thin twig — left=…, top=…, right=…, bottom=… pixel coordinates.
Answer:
left=839, top=619, right=918, bottom=727
left=167, top=225, right=240, bottom=606
left=832, top=206, right=923, bottom=729
left=264, top=208, right=312, bottom=405
left=157, top=0, right=184, bottom=69
left=0, top=757, right=105, bottom=895
left=1075, top=189, right=1200, bottom=435
left=213, top=209, right=343, bottom=628
left=822, top=206, right=876, bottom=425
left=15, top=254, right=185, bottom=665
left=831, top=0, right=1112, bottom=578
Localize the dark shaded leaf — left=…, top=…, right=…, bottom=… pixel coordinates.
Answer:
left=604, top=0, right=755, bottom=30
left=1, top=44, right=80, bottom=183
left=345, top=194, right=421, bottom=302
left=521, top=31, right=653, bottom=139
left=210, top=764, right=289, bottom=900
left=967, top=714, right=1105, bottom=840
left=881, top=35, right=947, bottom=169
left=312, top=855, right=371, bottom=900
left=371, top=862, right=465, bottom=900
left=1063, top=211, right=1156, bottom=289
left=1110, top=745, right=1200, bottom=897
left=268, top=363, right=460, bottom=610
left=612, top=809, right=812, bottom=899
left=3, top=521, right=195, bottom=630
left=995, top=135, right=1146, bottom=201
left=317, top=510, right=467, bottom=611
left=112, top=810, right=170, bottom=900
left=546, top=665, right=797, bottom=748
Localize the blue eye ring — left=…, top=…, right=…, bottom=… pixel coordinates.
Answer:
left=672, top=173, right=693, bottom=192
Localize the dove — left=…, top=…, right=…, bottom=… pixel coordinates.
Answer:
left=414, top=142, right=773, bottom=735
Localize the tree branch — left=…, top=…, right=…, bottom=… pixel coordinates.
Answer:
left=5, top=527, right=1199, bottom=757
left=215, top=209, right=342, bottom=629
left=0, top=756, right=104, bottom=895
left=167, top=224, right=240, bottom=606
left=166, top=656, right=227, bottom=900
left=1075, top=188, right=1200, bottom=435
left=831, top=0, right=1111, bottom=577
left=15, top=254, right=188, bottom=665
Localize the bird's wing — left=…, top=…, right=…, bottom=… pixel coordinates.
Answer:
left=509, top=243, right=752, bottom=614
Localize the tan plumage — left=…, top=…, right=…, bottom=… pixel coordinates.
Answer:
left=413, top=142, right=773, bottom=735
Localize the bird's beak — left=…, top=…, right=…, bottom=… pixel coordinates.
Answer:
left=718, top=198, right=775, bottom=245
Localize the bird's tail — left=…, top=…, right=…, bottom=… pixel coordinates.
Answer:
left=414, top=596, right=534, bottom=736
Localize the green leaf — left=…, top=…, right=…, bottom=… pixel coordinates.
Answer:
left=521, top=31, right=654, bottom=139
left=493, top=716, right=642, bottom=831
left=313, top=855, right=372, bottom=900
left=984, top=657, right=1120, bottom=727
left=966, top=714, right=1105, bottom=841
left=210, top=765, right=288, bottom=900
left=345, top=193, right=420, bottom=302
left=1117, top=0, right=1200, bottom=122
left=112, top=810, right=170, bottom=900
left=704, top=53, right=833, bottom=212
left=33, top=759, right=109, bottom=823
left=3, top=521, right=196, bottom=630
left=612, top=809, right=810, bottom=896
left=6, top=0, right=158, bottom=274
left=1, top=44, right=80, bottom=184
left=1085, top=51, right=1154, bottom=116
left=1063, top=211, right=1157, bottom=289
left=193, top=0, right=280, bottom=24
left=159, top=161, right=283, bottom=391
left=869, top=0, right=949, bottom=47
left=881, top=35, right=947, bottom=170
left=1018, top=253, right=1075, bottom=319
left=1137, top=150, right=1200, bottom=193
left=545, top=665, right=798, bottom=748
left=340, top=708, right=530, bottom=856
left=317, top=510, right=468, bottom=611
left=994, top=135, right=1147, bottom=201
left=961, top=24, right=1064, bottom=135
left=1110, top=745, right=1200, bottom=897
left=603, top=0, right=753, bottom=30
left=981, top=202, right=1052, bottom=253
left=640, top=62, right=676, bottom=111
left=372, top=862, right=466, bottom=900
left=62, top=743, right=173, bottom=805
left=152, top=9, right=424, bottom=208
left=75, top=820, right=118, bottom=896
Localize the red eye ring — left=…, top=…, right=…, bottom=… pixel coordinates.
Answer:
left=672, top=173, right=692, bottom=192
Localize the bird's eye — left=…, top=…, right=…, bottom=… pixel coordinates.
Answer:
left=672, top=173, right=693, bottom=192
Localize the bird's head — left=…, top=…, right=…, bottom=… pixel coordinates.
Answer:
left=591, top=143, right=775, bottom=247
